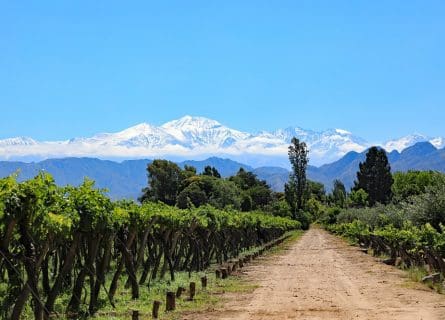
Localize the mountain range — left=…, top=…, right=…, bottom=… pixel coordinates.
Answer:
left=1, top=141, right=444, bottom=199
left=1, top=115, right=444, bottom=167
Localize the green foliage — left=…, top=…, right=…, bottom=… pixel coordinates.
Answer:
left=286, top=137, right=309, bottom=213
left=202, top=165, right=221, bottom=178
left=295, top=210, right=312, bottom=230
left=319, top=206, right=342, bottom=225
left=141, top=162, right=278, bottom=213
left=176, top=182, right=207, bottom=209
left=348, top=188, right=369, bottom=208
left=229, top=168, right=273, bottom=210
left=354, top=146, right=393, bottom=206
left=306, top=180, right=326, bottom=202
left=264, top=199, right=292, bottom=218
left=402, top=182, right=445, bottom=230
left=325, top=169, right=445, bottom=283
left=140, top=159, right=183, bottom=205
left=0, top=172, right=300, bottom=319
left=335, top=204, right=405, bottom=229
left=392, top=170, right=445, bottom=203
left=306, top=198, right=326, bottom=221
left=207, top=178, right=241, bottom=209
left=248, top=184, right=273, bottom=209
left=240, top=193, right=253, bottom=212
left=332, top=179, right=346, bottom=208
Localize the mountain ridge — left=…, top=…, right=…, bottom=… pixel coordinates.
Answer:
left=1, top=115, right=444, bottom=167
left=1, top=141, right=444, bottom=200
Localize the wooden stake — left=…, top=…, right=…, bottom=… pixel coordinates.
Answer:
left=152, top=300, right=161, bottom=319
left=176, top=286, right=185, bottom=298
left=166, top=291, right=176, bottom=311
left=201, top=276, right=207, bottom=289
left=189, top=282, right=196, bottom=300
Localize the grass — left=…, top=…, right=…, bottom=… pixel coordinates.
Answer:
left=404, top=266, right=444, bottom=293
left=17, top=230, right=303, bottom=320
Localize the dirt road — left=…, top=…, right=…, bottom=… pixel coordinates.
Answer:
left=191, top=228, right=445, bottom=320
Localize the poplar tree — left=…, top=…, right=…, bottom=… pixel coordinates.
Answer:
left=285, top=137, right=309, bottom=215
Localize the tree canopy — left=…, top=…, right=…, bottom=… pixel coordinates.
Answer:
left=354, top=147, right=393, bottom=206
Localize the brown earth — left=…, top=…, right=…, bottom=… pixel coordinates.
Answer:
left=187, top=228, right=445, bottom=320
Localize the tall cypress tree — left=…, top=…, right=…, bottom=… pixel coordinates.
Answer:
left=354, top=146, right=393, bottom=206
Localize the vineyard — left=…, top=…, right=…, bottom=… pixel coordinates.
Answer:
left=319, top=170, right=445, bottom=286
left=0, top=173, right=300, bottom=319
left=326, top=221, right=445, bottom=279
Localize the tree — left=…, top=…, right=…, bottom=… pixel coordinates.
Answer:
left=203, top=166, right=213, bottom=176
left=208, top=179, right=241, bottom=209
left=248, top=185, right=273, bottom=209
left=202, top=166, right=221, bottom=178
left=240, top=193, right=253, bottom=212
left=211, top=167, right=221, bottom=178
left=285, top=137, right=309, bottom=215
left=354, top=147, right=393, bottom=206
left=139, top=160, right=182, bottom=205
left=332, top=179, right=346, bottom=208
left=176, top=182, right=207, bottom=209
left=306, top=180, right=326, bottom=202
left=230, top=168, right=258, bottom=190
left=230, top=168, right=272, bottom=209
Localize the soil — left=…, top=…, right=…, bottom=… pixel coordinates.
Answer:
left=187, top=228, right=445, bottom=320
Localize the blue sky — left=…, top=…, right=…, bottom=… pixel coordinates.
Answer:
left=1, top=1, right=444, bottom=141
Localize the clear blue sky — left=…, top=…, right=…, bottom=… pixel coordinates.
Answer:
left=1, top=1, right=444, bottom=141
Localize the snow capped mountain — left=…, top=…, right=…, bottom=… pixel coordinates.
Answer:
left=0, top=115, right=443, bottom=166
left=0, top=137, right=38, bottom=147
left=383, top=134, right=445, bottom=152
left=430, top=137, right=445, bottom=149
left=69, top=123, right=177, bottom=148
left=161, top=116, right=250, bottom=148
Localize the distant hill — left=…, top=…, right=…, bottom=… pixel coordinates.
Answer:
left=0, top=142, right=444, bottom=199
left=0, top=157, right=252, bottom=200
left=309, top=142, right=445, bottom=190
left=248, top=142, right=445, bottom=192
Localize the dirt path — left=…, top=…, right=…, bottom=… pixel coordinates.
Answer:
left=190, top=228, right=445, bottom=320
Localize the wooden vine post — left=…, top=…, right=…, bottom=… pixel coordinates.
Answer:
left=189, top=282, right=196, bottom=300
left=152, top=300, right=161, bottom=319
left=176, top=286, right=185, bottom=298
left=201, top=276, right=207, bottom=289
left=166, top=291, right=176, bottom=311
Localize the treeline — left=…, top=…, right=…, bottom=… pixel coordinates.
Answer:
left=140, top=160, right=271, bottom=209
left=139, top=159, right=297, bottom=216
left=0, top=172, right=300, bottom=319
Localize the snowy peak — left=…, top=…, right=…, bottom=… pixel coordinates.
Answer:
left=117, top=122, right=159, bottom=137
left=383, top=133, right=443, bottom=152
left=161, top=115, right=223, bottom=131
left=0, top=116, right=443, bottom=166
left=161, top=115, right=250, bottom=147
left=0, top=137, right=37, bottom=146
left=335, top=129, right=352, bottom=135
